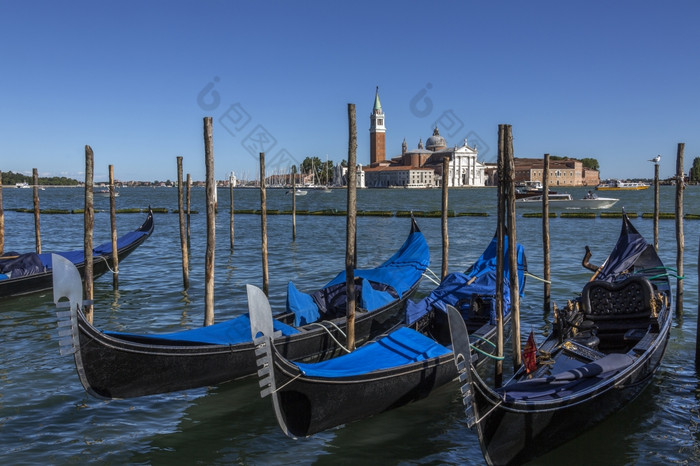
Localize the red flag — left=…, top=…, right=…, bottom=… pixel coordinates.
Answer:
left=523, top=330, right=537, bottom=374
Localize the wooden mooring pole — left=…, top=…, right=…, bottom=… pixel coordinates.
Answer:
left=186, top=173, right=192, bottom=248
left=695, top=235, right=699, bottom=369
left=203, top=117, right=215, bottom=326
left=108, top=165, right=119, bottom=289
left=505, top=125, right=521, bottom=370
left=346, top=103, right=358, bottom=352
left=292, top=166, right=297, bottom=241
left=0, top=171, right=4, bottom=255
left=33, top=168, right=41, bottom=254
left=177, top=157, right=189, bottom=290
left=441, top=156, right=450, bottom=279
left=229, top=172, right=235, bottom=251
left=260, top=152, right=269, bottom=296
left=542, top=154, right=551, bottom=316
left=84, top=146, right=94, bottom=323
left=495, top=124, right=506, bottom=387
left=653, top=162, right=659, bottom=251
left=675, top=143, right=684, bottom=318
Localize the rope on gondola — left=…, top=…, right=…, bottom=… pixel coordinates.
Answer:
left=305, top=321, right=351, bottom=353
left=422, top=267, right=441, bottom=285
left=469, top=334, right=504, bottom=361
left=95, top=255, right=117, bottom=274
left=524, top=271, right=550, bottom=284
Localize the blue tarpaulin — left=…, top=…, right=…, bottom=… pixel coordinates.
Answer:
left=294, top=326, right=450, bottom=378
left=406, top=235, right=526, bottom=325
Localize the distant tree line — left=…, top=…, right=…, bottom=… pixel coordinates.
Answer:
left=549, top=155, right=599, bottom=171
left=690, top=157, right=700, bottom=183
left=0, top=170, right=80, bottom=186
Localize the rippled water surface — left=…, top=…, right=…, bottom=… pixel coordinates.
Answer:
left=1, top=186, right=698, bottom=464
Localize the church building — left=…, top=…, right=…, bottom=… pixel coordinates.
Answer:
left=362, top=88, right=486, bottom=188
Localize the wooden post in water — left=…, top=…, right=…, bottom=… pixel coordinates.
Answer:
left=84, top=146, right=95, bottom=323
left=542, top=154, right=551, bottom=316
left=346, top=103, right=358, bottom=352
left=260, top=152, right=269, bottom=296
left=177, top=157, right=189, bottom=289
left=505, top=125, right=521, bottom=370
left=0, top=171, right=3, bottom=255
left=653, top=162, right=659, bottom=251
left=675, top=143, right=684, bottom=318
left=495, top=124, right=506, bottom=387
left=695, top=235, right=699, bottom=369
left=441, top=156, right=450, bottom=279
left=186, top=173, right=192, bottom=248
left=203, top=117, right=216, bottom=326
left=292, top=166, right=297, bottom=241
left=108, top=165, right=119, bottom=289
left=33, top=168, right=41, bottom=254
left=229, top=172, right=235, bottom=251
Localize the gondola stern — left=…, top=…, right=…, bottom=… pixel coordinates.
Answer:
left=246, top=284, right=298, bottom=440
left=446, top=305, right=479, bottom=429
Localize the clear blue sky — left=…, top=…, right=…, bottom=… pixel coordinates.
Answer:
left=1, top=1, right=698, bottom=182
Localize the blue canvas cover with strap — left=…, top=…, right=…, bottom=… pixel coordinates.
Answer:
left=287, top=229, right=429, bottom=326
left=406, top=235, right=526, bottom=325
left=294, top=326, right=450, bottom=378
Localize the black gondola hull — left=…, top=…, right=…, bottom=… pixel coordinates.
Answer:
left=1, top=211, right=153, bottom=298
left=68, top=281, right=417, bottom=399
left=472, top=319, right=669, bottom=465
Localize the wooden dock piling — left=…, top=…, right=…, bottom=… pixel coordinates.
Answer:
left=346, top=103, right=358, bottom=352
left=441, top=156, right=450, bottom=279
left=186, top=173, right=192, bottom=247
left=229, top=172, right=235, bottom=251
left=292, top=166, right=297, bottom=241
left=495, top=124, right=506, bottom=387
left=33, top=168, right=41, bottom=254
left=177, top=157, right=189, bottom=289
left=0, top=171, right=4, bottom=255
left=505, top=125, right=521, bottom=370
left=542, top=154, right=551, bottom=315
left=260, top=153, right=269, bottom=296
left=675, top=143, right=684, bottom=318
left=203, top=117, right=215, bottom=326
left=84, top=146, right=94, bottom=323
left=108, top=165, right=119, bottom=289
left=653, top=162, right=659, bottom=251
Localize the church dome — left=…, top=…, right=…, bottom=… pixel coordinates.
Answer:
left=426, top=127, right=447, bottom=151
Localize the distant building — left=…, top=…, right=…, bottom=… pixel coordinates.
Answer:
left=514, top=158, right=600, bottom=187
left=363, top=88, right=486, bottom=188
left=333, top=163, right=366, bottom=188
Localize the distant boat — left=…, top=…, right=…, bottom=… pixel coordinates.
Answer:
left=15, top=182, right=30, bottom=189
left=596, top=180, right=649, bottom=191
left=515, top=181, right=556, bottom=199
left=516, top=193, right=619, bottom=210
left=286, top=189, right=307, bottom=196
left=95, top=189, right=119, bottom=197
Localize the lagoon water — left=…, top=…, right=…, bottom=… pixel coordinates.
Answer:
left=0, top=185, right=698, bottom=465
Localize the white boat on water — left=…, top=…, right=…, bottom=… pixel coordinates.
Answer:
left=596, top=180, right=649, bottom=191
left=515, top=193, right=619, bottom=210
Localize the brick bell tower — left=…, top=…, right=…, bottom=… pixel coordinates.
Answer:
left=369, top=86, right=386, bottom=165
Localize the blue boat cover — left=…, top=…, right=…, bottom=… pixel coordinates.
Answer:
left=286, top=229, right=430, bottom=326
left=406, top=235, right=526, bottom=325
left=294, top=326, right=450, bottom=378
left=105, top=312, right=300, bottom=345
left=496, top=353, right=634, bottom=401
left=597, top=214, right=650, bottom=281
left=38, top=230, right=150, bottom=269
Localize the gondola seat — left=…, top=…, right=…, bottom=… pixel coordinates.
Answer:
left=581, top=275, right=655, bottom=348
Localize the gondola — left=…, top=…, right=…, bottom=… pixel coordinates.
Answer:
left=449, top=212, right=673, bottom=465
left=249, top=234, right=526, bottom=438
left=53, top=218, right=429, bottom=399
left=0, top=209, right=153, bottom=298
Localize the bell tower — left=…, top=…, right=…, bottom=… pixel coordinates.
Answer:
left=369, top=86, right=386, bottom=165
